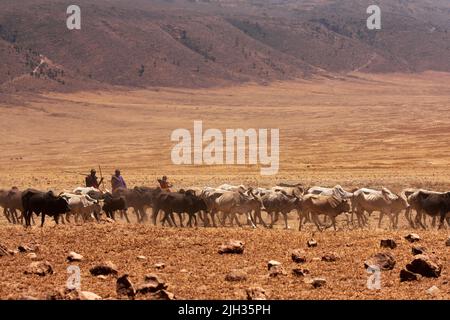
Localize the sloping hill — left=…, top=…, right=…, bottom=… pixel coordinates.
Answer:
left=0, top=0, right=449, bottom=93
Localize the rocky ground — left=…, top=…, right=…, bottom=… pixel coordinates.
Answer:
left=0, top=221, right=448, bottom=300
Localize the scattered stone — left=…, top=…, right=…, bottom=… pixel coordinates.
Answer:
left=136, top=274, right=168, bottom=294
left=89, top=261, right=118, bottom=277
left=0, top=243, right=10, bottom=257
left=445, top=237, right=450, bottom=247
left=246, top=287, right=267, bottom=300
left=291, top=249, right=307, bottom=263
left=100, top=217, right=115, bottom=224
left=311, top=278, right=326, bottom=288
left=307, top=239, right=318, bottom=247
left=18, top=244, right=38, bottom=253
left=47, top=288, right=78, bottom=300
left=312, top=257, right=321, bottom=262
left=380, top=239, right=397, bottom=249
left=154, top=290, right=175, bottom=300
left=80, top=291, right=102, bottom=300
left=364, top=252, right=396, bottom=271
left=225, top=269, right=247, bottom=282
left=269, top=265, right=287, bottom=277
left=180, top=269, right=188, bottom=273
left=267, top=260, right=282, bottom=270
left=405, top=233, right=420, bottom=243
left=116, top=274, right=136, bottom=299
left=97, top=275, right=108, bottom=280
left=400, top=269, right=420, bottom=282
left=136, top=255, right=147, bottom=261
left=411, top=246, right=427, bottom=255
left=426, top=286, right=440, bottom=296
left=218, top=240, right=245, bottom=254
left=292, top=268, right=310, bottom=277
left=26, top=253, right=39, bottom=261
left=154, top=262, right=165, bottom=270
left=24, top=261, right=53, bottom=276
left=322, top=252, right=340, bottom=262
left=406, top=254, right=442, bottom=278
left=67, top=251, right=83, bottom=262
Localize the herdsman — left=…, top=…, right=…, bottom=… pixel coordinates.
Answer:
left=157, top=175, right=173, bottom=192
left=85, top=169, right=103, bottom=189
left=111, top=169, right=127, bottom=192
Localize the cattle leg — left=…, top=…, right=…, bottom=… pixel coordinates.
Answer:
left=138, top=208, right=148, bottom=223
left=160, top=211, right=175, bottom=227
left=282, top=213, right=289, bottom=230
left=255, top=210, right=267, bottom=228
left=246, top=213, right=256, bottom=228
left=201, top=211, right=210, bottom=227
left=218, top=212, right=227, bottom=227
left=311, top=213, right=323, bottom=232
left=414, top=209, right=426, bottom=229
left=297, top=210, right=304, bottom=231
left=11, top=209, right=19, bottom=224
left=123, top=210, right=130, bottom=223
left=108, top=210, right=116, bottom=221
left=210, top=210, right=218, bottom=227
left=132, top=208, right=141, bottom=223
left=168, top=212, right=177, bottom=227
left=405, top=207, right=415, bottom=228
left=152, top=207, right=160, bottom=225
left=94, top=210, right=101, bottom=222
left=378, top=211, right=384, bottom=228
left=40, top=213, right=46, bottom=227
left=438, top=209, right=447, bottom=230
left=331, top=216, right=338, bottom=231
left=230, top=213, right=241, bottom=227
left=177, top=212, right=184, bottom=227
left=393, top=212, right=400, bottom=229
left=3, top=208, right=12, bottom=224
left=16, top=210, right=24, bottom=225
left=269, top=211, right=276, bottom=228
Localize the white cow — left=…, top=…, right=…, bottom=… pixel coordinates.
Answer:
left=61, top=193, right=101, bottom=223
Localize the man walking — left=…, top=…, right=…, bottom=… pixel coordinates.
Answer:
left=111, top=169, right=127, bottom=192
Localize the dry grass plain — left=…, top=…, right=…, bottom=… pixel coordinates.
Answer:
left=0, top=72, right=449, bottom=299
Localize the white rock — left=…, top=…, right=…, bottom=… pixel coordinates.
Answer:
left=426, top=286, right=440, bottom=296
left=267, top=260, right=281, bottom=270
left=67, top=251, right=83, bottom=262
left=80, top=291, right=102, bottom=300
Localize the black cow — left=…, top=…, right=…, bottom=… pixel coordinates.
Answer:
left=22, top=189, right=71, bottom=227
left=113, top=186, right=159, bottom=223
left=408, top=190, right=450, bottom=229
left=102, top=193, right=127, bottom=221
left=152, top=190, right=207, bottom=227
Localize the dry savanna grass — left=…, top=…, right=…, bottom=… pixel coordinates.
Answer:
left=0, top=72, right=449, bottom=299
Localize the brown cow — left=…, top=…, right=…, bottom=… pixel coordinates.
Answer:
left=299, top=194, right=351, bottom=231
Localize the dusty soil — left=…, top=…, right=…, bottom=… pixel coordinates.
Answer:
left=0, top=73, right=449, bottom=299
left=0, top=224, right=448, bottom=300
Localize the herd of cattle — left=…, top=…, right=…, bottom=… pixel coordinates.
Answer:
left=0, top=184, right=449, bottom=231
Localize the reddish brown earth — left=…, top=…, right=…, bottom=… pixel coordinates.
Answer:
left=0, top=73, right=449, bottom=299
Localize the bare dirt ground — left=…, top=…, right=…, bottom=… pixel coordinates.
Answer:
left=0, top=72, right=449, bottom=299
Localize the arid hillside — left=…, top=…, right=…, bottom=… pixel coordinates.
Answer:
left=1, top=0, right=449, bottom=93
